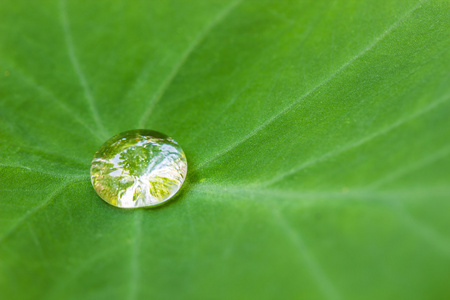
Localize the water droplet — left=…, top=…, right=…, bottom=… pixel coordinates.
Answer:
left=90, top=130, right=187, bottom=208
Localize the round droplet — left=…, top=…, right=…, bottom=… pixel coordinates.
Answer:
left=90, top=130, right=187, bottom=208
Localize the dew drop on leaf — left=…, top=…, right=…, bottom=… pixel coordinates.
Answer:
left=90, top=130, right=187, bottom=208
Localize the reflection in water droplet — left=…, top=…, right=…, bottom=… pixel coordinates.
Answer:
left=90, top=130, right=187, bottom=208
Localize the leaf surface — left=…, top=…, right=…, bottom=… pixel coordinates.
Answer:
left=0, top=0, right=449, bottom=299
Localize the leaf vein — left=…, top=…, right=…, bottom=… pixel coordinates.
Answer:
left=264, top=94, right=450, bottom=185
left=271, top=209, right=341, bottom=300
left=60, top=0, right=108, bottom=137
left=194, top=0, right=427, bottom=171
left=0, top=163, right=87, bottom=178
left=0, top=180, right=87, bottom=244
left=128, top=210, right=142, bottom=300
left=0, top=58, right=104, bottom=141
left=367, top=144, right=450, bottom=189
left=137, top=0, right=244, bottom=128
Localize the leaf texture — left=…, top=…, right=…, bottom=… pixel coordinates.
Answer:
left=0, top=0, right=449, bottom=299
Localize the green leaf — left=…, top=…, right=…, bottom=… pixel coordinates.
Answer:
left=0, top=0, right=449, bottom=299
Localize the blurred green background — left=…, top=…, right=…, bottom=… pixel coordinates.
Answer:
left=0, top=0, right=449, bottom=299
